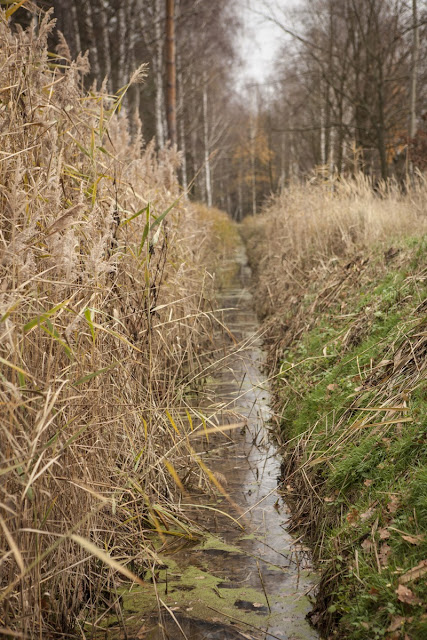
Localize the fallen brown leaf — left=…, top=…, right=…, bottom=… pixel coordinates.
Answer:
left=379, top=543, right=392, bottom=567
left=360, top=506, right=375, bottom=522
left=361, top=538, right=374, bottom=552
left=388, top=494, right=400, bottom=514
left=396, top=584, right=422, bottom=606
left=399, top=560, right=427, bottom=585
left=387, top=616, right=405, bottom=632
left=347, top=507, right=359, bottom=524
left=401, top=534, right=424, bottom=546
left=379, top=528, right=391, bottom=540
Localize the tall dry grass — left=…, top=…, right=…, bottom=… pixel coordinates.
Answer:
left=0, top=11, right=221, bottom=637
left=242, top=174, right=427, bottom=321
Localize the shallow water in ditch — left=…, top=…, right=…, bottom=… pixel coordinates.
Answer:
left=100, top=247, right=319, bottom=640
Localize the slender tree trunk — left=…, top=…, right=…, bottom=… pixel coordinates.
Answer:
left=202, top=72, right=212, bottom=207
left=116, top=1, right=127, bottom=90
left=54, top=0, right=80, bottom=59
left=267, top=111, right=274, bottom=190
left=127, top=31, right=140, bottom=134
left=226, top=180, right=231, bottom=217
left=376, top=89, right=388, bottom=180
left=177, top=54, right=188, bottom=195
left=279, top=131, right=287, bottom=189
left=154, top=0, right=165, bottom=148
left=329, top=127, right=335, bottom=184
left=250, top=113, right=257, bottom=215
left=190, top=75, right=198, bottom=197
left=324, top=0, right=334, bottom=165
left=165, top=0, right=177, bottom=146
left=320, top=103, right=326, bottom=166
left=237, top=160, right=243, bottom=221
left=373, top=14, right=388, bottom=180
left=70, top=3, right=81, bottom=56
left=190, top=127, right=198, bottom=196
left=75, top=0, right=100, bottom=86
left=91, top=0, right=111, bottom=85
left=126, top=1, right=135, bottom=117
left=336, top=86, right=344, bottom=174
left=409, top=0, right=419, bottom=175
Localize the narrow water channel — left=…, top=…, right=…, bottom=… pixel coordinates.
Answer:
left=103, top=247, right=319, bottom=640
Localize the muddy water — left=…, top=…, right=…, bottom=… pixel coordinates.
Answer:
left=103, top=248, right=319, bottom=640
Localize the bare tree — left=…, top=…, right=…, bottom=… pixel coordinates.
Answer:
left=166, top=0, right=177, bottom=146
left=265, top=0, right=419, bottom=180
left=154, top=0, right=166, bottom=148
left=409, top=0, right=420, bottom=140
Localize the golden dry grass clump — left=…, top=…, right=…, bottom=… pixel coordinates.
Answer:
left=242, top=175, right=427, bottom=324
left=0, top=11, right=218, bottom=636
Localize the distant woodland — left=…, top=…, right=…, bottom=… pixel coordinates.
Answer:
left=12, top=0, right=427, bottom=217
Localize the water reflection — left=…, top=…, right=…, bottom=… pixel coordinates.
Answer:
left=108, top=248, right=319, bottom=640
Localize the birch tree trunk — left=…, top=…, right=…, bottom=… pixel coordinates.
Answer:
left=202, top=71, right=212, bottom=207
left=189, top=74, right=199, bottom=197
left=116, top=1, right=127, bottom=90
left=154, top=0, right=165, bottom=148
left=166, top=0, right=177, bottom=146
left=126, top=0, right=141, bottom=132
left=320, top=103, right=326, bottom=166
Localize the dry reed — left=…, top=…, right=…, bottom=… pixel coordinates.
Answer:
left=0, top=11, right=223, bottom=637
left=243, top=174, right=427, bottom=323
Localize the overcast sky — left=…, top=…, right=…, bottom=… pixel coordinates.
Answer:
left=237, top=0, right=302, bottom=88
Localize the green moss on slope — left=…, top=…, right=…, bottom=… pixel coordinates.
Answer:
left=266, top=237, right=427, bottom=639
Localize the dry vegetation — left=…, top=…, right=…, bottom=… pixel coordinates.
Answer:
left=243, top=175, right=426, bottom=334
left=0, top=12, right=229, bottom=637
left=243, top=176, right=427, bottom=639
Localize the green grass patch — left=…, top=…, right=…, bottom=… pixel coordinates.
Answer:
left=272, top=237, right=427, bottom=639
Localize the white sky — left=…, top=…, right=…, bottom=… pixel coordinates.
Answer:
left=237, top=0, right=301, bottom=88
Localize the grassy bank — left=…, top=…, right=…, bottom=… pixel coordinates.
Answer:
left=0, top=12, right=235, bottom=638
left=242, top=178, right=427, bottom=640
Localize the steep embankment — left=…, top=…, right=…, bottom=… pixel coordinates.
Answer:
left=242, top=180, right=427, bottom=640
